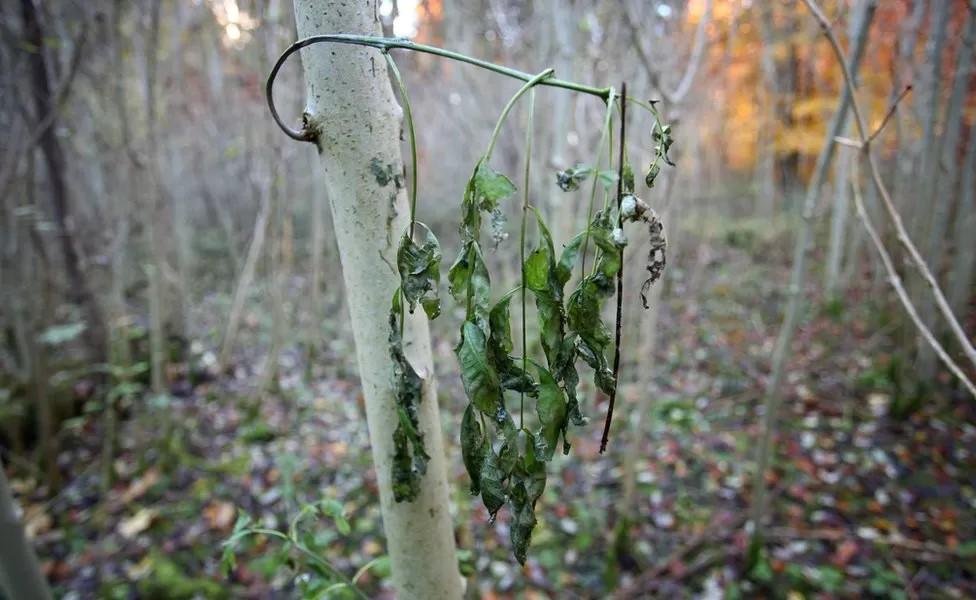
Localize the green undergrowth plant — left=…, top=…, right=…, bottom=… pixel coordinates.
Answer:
left=222, top=500, right=388, bottom=599
left=267, top=34, right=675, bottom=564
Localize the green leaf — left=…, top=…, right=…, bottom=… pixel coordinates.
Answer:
left=449, top=241, right=492, bottom=331
left=555, top=233, right=585, bottom=287
left=488, top=291, right=537, bottom=395
left=534, top=364, right=567, bottom=460
left=622, top=163, right=635, bottom=193
left=473, top=161, right=516, bottom=211
left=461, top=404, right=490, bottom=495
left=524, top=247, right=549, bottom=291
left=456, top=320, right=501, bottom=415
left=397, top=223, right=442, bottom=320
left=597, top=170, right=619, bottom=190
left=510, top=432, right=547, bottom=564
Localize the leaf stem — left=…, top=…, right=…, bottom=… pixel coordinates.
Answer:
left=580, top=88, right=617, bottom=278
left=520, top=88, right=536, bottom=429
left=484, top=69, right=554, bottom=163
left=384, top=54, right=417, bottom=340
left=384, top=53, right=418, bottom=237
left=267, top=35, right=611, bottom=141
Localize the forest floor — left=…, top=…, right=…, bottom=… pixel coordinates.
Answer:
left=10, top=225, right=976, bottom=599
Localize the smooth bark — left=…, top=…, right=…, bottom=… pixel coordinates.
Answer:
left=290, top=1, right=463, bottom=598
left=0, top=458, right=53, bottom=600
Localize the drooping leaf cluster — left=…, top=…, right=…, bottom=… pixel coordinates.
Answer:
left=381, top=79, right=675, bottom=564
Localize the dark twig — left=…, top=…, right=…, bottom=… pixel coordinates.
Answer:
left=600, top=82, right=626, bottom=454
left=866, top=84, right=911, bottom=146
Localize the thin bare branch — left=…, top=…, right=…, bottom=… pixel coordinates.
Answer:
left=0, top=17, right=88, bottom=199
left=800, top=0, right=976, bottom=373
left=624, top=0, right=712, bottom=105
left=866, top=84, right=912, bottom=146
left=849, top=160, right=976, bottom=398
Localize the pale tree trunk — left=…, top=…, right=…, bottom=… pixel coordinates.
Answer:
left=908, top=0, right=950, bottom=244
left=291, top=2, right=462, bottom=598
left=0, top=458, right=52, bottom=600
left=916, top=9, right=974, bottom=375
left=21, top=0, right=107, bottom=360
left=144, top=0, right=167, bottom=395
left=823, top=11, right=864, bottom=298
left=307, top=150, right=327, bottom=365
left=750, top=0, right=875, bottom=547
left=948, top=130, right=976, bottom=330
left=218, top=177, right=272, bottom=373
left=824, top=118, right=853, bottom=299
left=260, top=173, right=289, bottom=393
left=755, top=2, right=782, bottom=215
left=890, top=0, right=925, bottom=208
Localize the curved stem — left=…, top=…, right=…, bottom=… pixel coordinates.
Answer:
left=580, top=88, right=617, bottom=278
left=267, top=35, right=610, bottom=142
left=484, top=69, right=554, bottom=163
left=384, top=53, right=419, bottom=236
left=520, top=88, right=537, bottom=429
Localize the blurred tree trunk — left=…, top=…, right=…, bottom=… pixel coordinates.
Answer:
left=548, top=0, right=576, bottom=241
left=823, top=6, right=868, bottom=299
left=291, top=1, right=463, bottom=598
left=750, top=0, right=875, bottom=553
left=219, top=176, right=272, bottom=373
left=143, top=0, right=167, bottom=395
left=0, top=458, right=52, bottom=600
left=307, top=150, right=326, bottom=365
left=948, top=129, right=976, bottom=326
left=916, top=9, right=974, bottom=376
left=20, top=0, right=106, bottom=360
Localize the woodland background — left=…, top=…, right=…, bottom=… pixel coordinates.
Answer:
left=1, top=0, right=975, bottom=598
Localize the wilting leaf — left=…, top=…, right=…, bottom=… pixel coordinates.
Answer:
left=645, top=162, right=661, bottom=188
left=397, top=222, right=442, bottom=320
left=456, top=320, right=501, bottom=415
left=639, top=208, right=668, bottom=309
left=389, top=293, right=429, bottom=502
left=461, top=405, right=489, bottom=495
left=449, top=241, right=492, bottom=332
left=556, top=164, right=592, bottom=192
left=622, top=163, right=635, bottom=194
left=473, top=161, right=516, bottom=211
left=510, top=432, right=547, bottom=564
left=497, top=419, right=519, bottom=476
left=490, top=207, right=508, bottom=247
left=458, top=158, right=513, bottom=241
left=534, top=364, right=567, bottom=460
left=555, top=233, right=584, bottom=287
left=392, top=423, right=421, bottom=502
left=488, top=291, right=537, bottom=395
left=479, top=449, right=507, bottom=519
